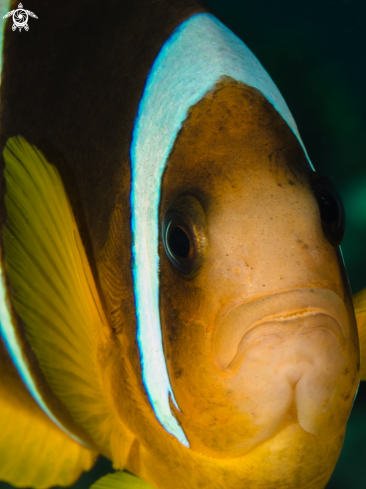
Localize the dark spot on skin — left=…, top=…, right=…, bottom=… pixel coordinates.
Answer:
left=357, top=363, right=360, bottom=371
left=343, top=367, right=350, bottom=375
left=175, top=369, right=183, bottom=378
left=288, top=180, right=295, bottom=185
left=278, top=183, right=282, bottom=187
left=343, top=393, right=350, bottom=401
left=302, top=244, right=309, bottom=249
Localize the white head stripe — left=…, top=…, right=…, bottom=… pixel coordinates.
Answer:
left=0, top=264, right=87, bottom=446
left=131, top=13, right=312, bottom=446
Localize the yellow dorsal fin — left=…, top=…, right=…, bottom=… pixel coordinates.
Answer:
left=91, top=471, right=155, bottom=489
left=353, top=287, right=366, bottom=380
left=0, top=339, right=96, bottom=489
left=2, top=136, right=131, bottom=458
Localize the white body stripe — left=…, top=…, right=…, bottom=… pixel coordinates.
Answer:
left=134, top=13, right=313, bottom=446
left=0, top=265, right=87, bottom=446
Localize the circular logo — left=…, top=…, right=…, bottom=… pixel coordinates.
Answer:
left=13, top=9, right=28, bottom=29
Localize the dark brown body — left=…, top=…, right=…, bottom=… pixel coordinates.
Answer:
left=0, top=0, right=209, bottom=254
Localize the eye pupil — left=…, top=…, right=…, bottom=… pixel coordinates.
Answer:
left=168, top=226, right=190, bottom=258
left=311, top=173, right=345, bottom=245
left=318, top=193, right=339, bottom=226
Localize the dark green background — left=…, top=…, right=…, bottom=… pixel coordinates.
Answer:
left=1, top=0, right=365, bottom=488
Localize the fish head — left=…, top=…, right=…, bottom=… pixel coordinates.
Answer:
left=158, top=80, right=359, bottom=466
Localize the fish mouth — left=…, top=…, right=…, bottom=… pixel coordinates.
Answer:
left=213, top=288, right=349, bottom=377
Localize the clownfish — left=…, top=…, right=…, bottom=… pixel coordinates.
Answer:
left=0, top=1, right=365, bottom=489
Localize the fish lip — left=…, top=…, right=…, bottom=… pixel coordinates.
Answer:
left=212, top=287, right=349, bottom=377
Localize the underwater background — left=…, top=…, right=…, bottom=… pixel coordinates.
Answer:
left=0, top=0, right=365, bottom=488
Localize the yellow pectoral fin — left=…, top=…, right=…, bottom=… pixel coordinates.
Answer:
left=91, top=471, right=156, bottom=489
left=0, top=341, right=96, bottom=489
left=353, top=287, right=366, bottom=380
left=0, top=394, right=95, bottom=489
left=2, top=136, right=131, bottom=459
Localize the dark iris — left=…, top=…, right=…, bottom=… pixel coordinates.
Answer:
left=317, top=193, right=339, bottom=226
left=311, top=173, right=345, bottom=245
left=168, top=226, right=190, bottom=258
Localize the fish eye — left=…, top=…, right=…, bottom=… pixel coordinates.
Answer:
left=311, top=173, right=345, bottom=245
left=162, top=195, right=208, bottom=275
